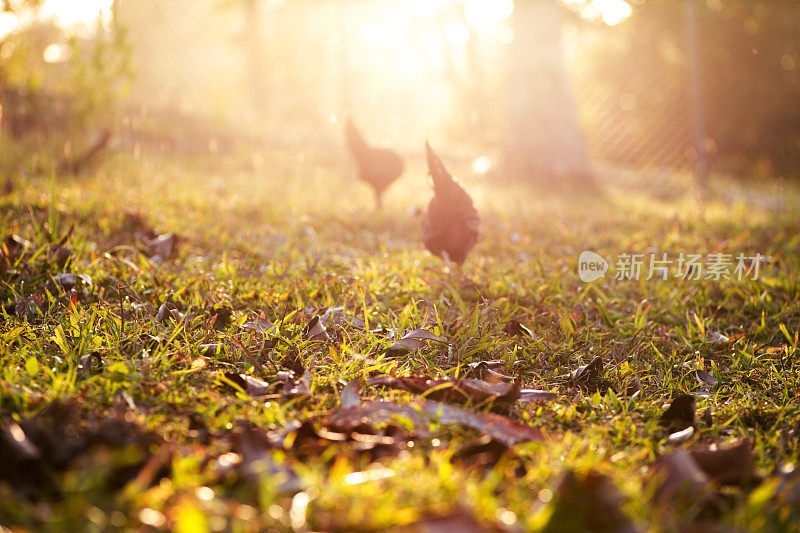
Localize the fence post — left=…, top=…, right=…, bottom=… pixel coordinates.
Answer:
left=686, top=0, right=709, bottom=183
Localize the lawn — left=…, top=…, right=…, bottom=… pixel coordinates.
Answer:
left=1, top=149, right=799, bottom=532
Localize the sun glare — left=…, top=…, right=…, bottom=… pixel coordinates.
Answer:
left=0, top=0, right=112, bottom=38
left=40, top=0, right=113, bottom=29
left=445, top=22, right=470, bottom=46
left=358, top=21, right=408, bottom=48
left=405, top=0, right=443, bottom=18
left=562, top=0, right=633, bottom=26
left=463, top=0, right=514, bottom=30
left=0, top=11, right=16, bottom=38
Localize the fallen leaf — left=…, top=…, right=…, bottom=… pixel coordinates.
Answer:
left=421, top=401, right=543, bottom=447
left=340, top=379, right=362, bottom=409
left=318, top=306, right=367, bottom=329
left=144, top=232, right=178, bottom=259
left=653, top=449, right=715, bottom=507
left=233, top=425, right=303, bottom=493
left=701, top=407, right=713, bottom=427
left=327, top=401, right=429, bottom=436
left=368, top=376, right=521, bottom=407
left=571, top=356, right=604, bottom=390
left=708, top=331, right=730, bottom=343
left=304, top=316, right=329, bottom=342
left=465, top=360, right=514, bottom=383
left=198, top=343, right=223, bottom=356
left=205, top=305, right=233, bottom=330
left=452, top=434, right=512, bottom=470
left=503, top=320, right=534, bottom=339
left=155, top=301, right=181, bottom=323
left=78, top=352, right=103, bottom=375
left=775, top=464, right=800, bottom=506
left=50, top=246, right=72, bottom=269
left=659, top=394, right=695, bottom=432
left=282, top=362, right=313, bottom=399
left=694, top=369, right=718, bottom=387
left=518, top=389, right=558, bottom=403
left=223, top=373, right=273, bottom=397
left=543, top=470, right=639, bottom=533
left=241, top=317, right=276, bottom=334
left=53, top=273, right=93, bottom=289
left=388, top=329, right=446, bottom=353
left=665, top=425, right=695, bottom=445
left=0, top=400, right=159, bottom=495
left=690, top=438, right=756, bottom=485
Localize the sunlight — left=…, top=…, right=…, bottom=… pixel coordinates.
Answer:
left=0, top=11, right=16, bottom=38
left=40, top=0, right=113, bottom=29
left=43, top=43, right=68, bottom=63
left=594, top=0, right=632, bottom=25
left=472, top=155, right=492, bottom=175
left=405, top=0, right=442, bottom=18
left=0, top=0, right=112, bottom=38
left=358, top=21, right=408, bottom=48
left=445, top=22, right=470, bottom=46
left=562, top=0, right=633, bottom=26
left=463, top=0, right=514, bottom=30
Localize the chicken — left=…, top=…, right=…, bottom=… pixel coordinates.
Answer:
left=344, top=118, right=403, bottom=208
left=421, top=142, right=481, bottom=267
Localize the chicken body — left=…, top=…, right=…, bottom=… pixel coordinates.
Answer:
left=344, top=119, right=403, bottom=208
left=421, top=142, right=481, bottom=266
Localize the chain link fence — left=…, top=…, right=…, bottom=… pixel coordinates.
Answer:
left=4, top=0, right=799, bottom=178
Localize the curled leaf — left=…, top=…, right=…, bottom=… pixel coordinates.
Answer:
left=224, top=373, right=273, bottom=397
left=708, top=331, right=730, bottom=343
left=318, top=306, right=367, bottom=329
left=388, top=329, right=446, bottom=353
left=241, top=317, right=276, bottom=334
left=422, top=401, right=543, bottom=447
left=503, top=320, right=534, bottom=339
left=694, top=369, right=718, bottom=387
left=465, top=361, right=514, bottom=383
left=304, top=316, right=329, bottom=342
left=518, top=389, right=558, bottom=403
left=665, top=425, right=695, bottom=446
left=571, top=356, right=604, bottom=390
left=690, top=438, right=756, bottom=486
left=659, top=394, right=695, bottom=432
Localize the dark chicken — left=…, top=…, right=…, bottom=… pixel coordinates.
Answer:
left=344, top=119, right=404, bottom=208
left=422, top=142, right=481, bottom=266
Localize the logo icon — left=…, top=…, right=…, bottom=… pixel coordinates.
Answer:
left=578, top=251, right=608, bottom=282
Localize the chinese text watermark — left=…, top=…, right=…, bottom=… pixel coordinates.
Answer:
left=578, top=251, right=768, bottom=282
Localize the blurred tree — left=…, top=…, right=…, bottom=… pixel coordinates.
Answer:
left=0, top=0, right=131, bottom=137
left=574, top=0, right=800, bottom=178
left=503, top=0, right=594, bottom=186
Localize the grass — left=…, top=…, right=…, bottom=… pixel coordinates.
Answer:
left=1, top=147, right=799, bottom=532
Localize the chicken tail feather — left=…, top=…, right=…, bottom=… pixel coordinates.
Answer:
left=425, top=141, right=454, bottom=193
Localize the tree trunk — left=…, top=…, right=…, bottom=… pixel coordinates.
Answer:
left=244, top=0, right=267, bottom=121
left=503, top=0, right=593, bottom=186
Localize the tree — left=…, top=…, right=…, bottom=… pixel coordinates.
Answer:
left=503, top=0, right=594, bottom=186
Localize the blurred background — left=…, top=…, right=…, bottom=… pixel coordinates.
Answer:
left=0, top=0, right=798, bottom=185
